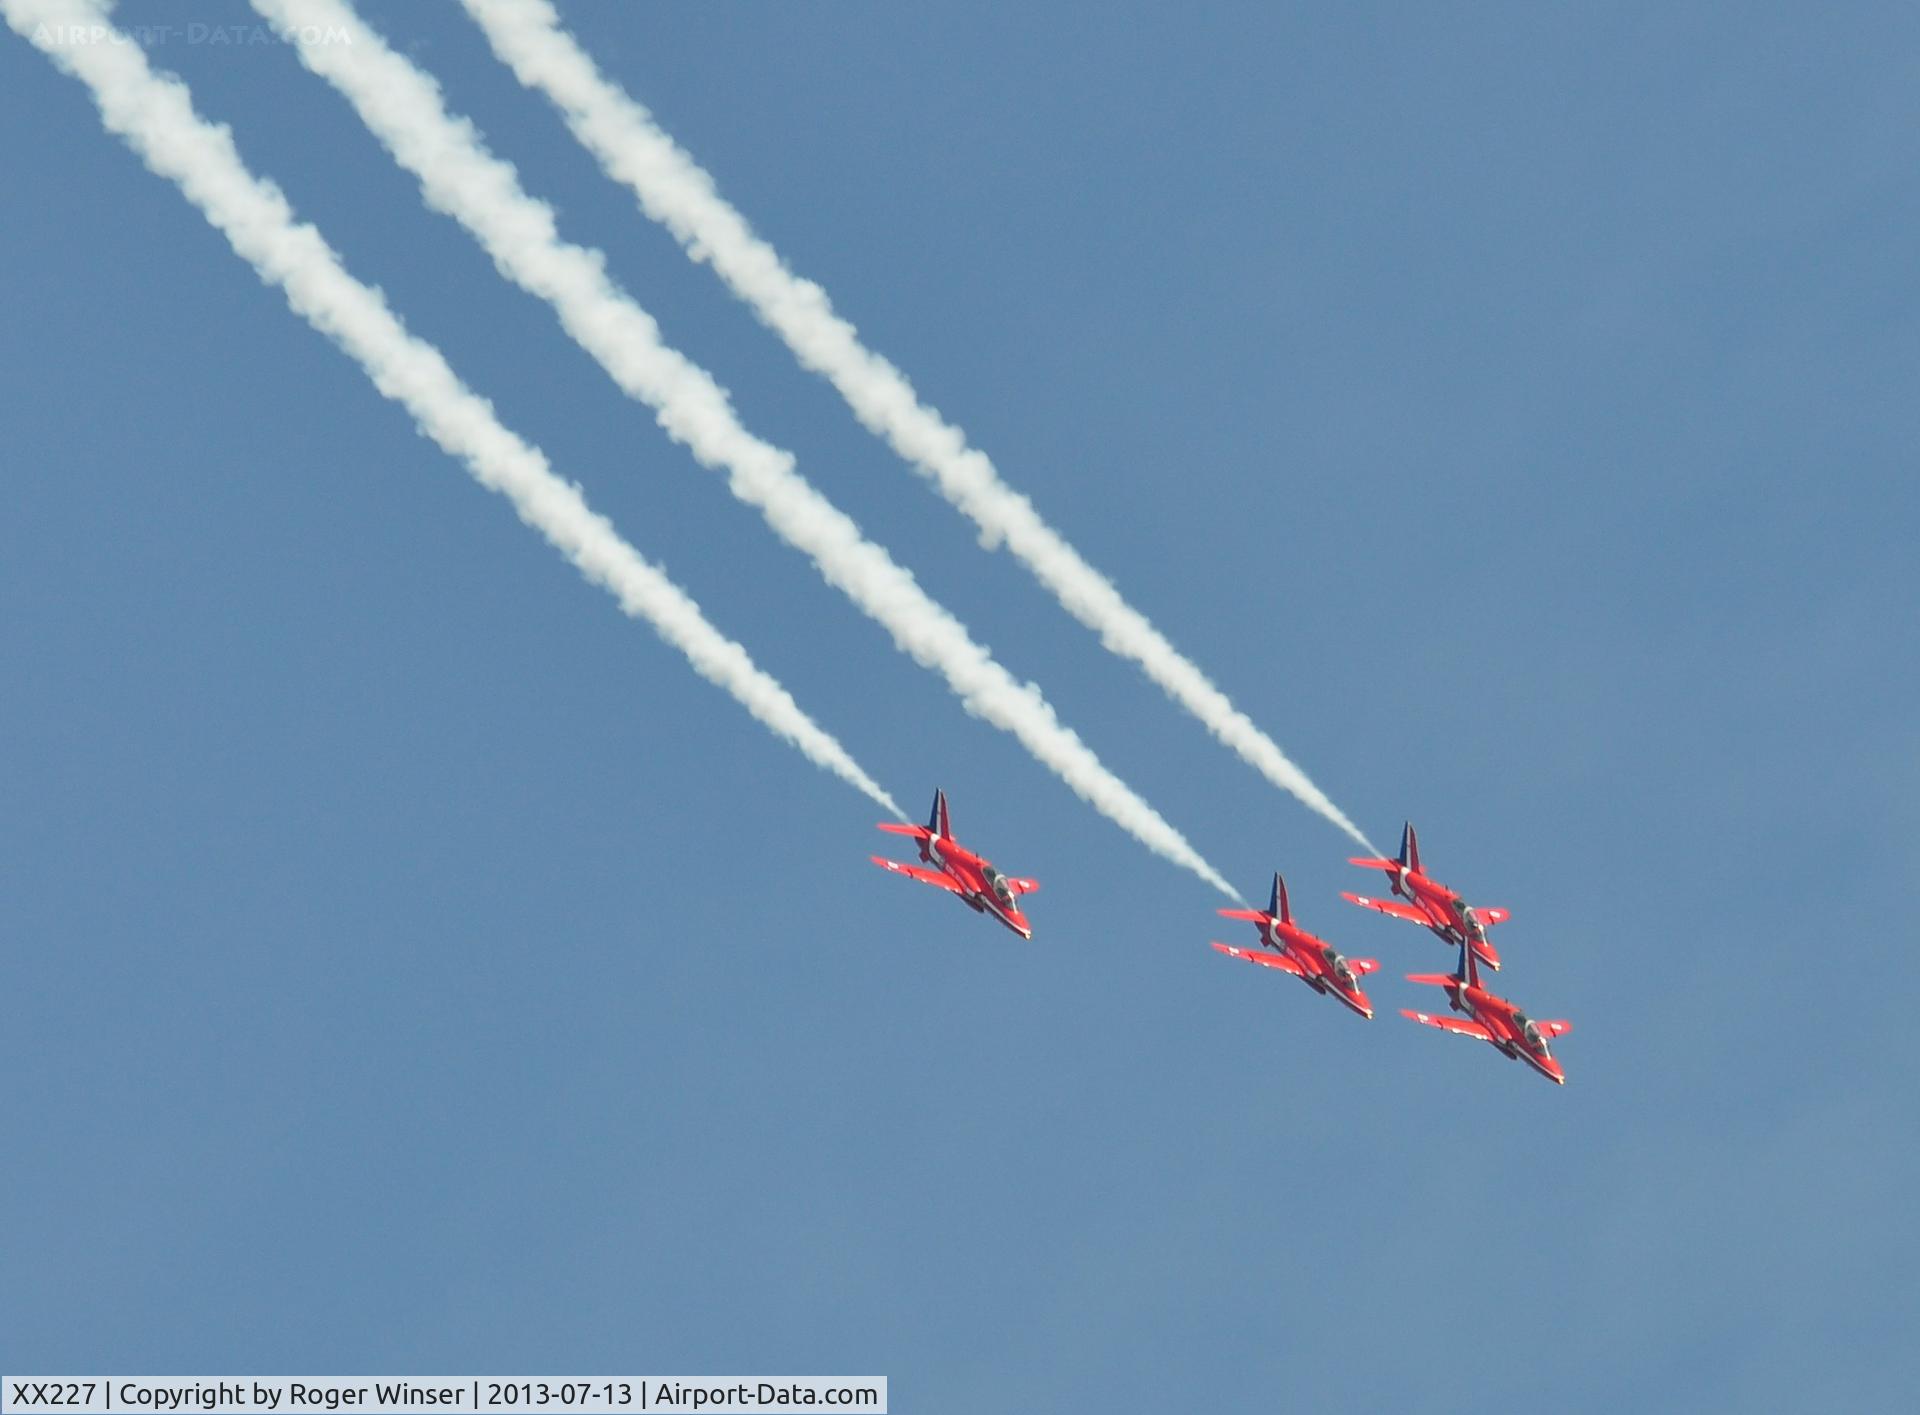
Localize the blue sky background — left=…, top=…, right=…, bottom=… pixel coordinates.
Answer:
left=3, top=2, right=1917, bottom=1409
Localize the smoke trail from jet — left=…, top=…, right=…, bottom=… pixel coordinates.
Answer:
left=457, top=0, right=1378, bottom=857
left=5, top=0, right=905, bottom=822
left=253, top=0, right=1238, bottom=898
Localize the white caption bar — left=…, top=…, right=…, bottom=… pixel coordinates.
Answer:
left=2, top=1381, right=885, bottom=1415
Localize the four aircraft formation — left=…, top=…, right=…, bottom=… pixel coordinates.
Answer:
left=872, top=790, right=1573, bottom=1085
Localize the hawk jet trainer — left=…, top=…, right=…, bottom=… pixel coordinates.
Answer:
left=1212, top=872, right=1379, bottom=1019
left=871, top=789, right=1039, bottom=939
left=1403, top=934, right=1571, bottom=1085
left=1343, top=821, right=1508, bottom=970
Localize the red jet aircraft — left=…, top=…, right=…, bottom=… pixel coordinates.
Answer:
left=1403, top=935, right=1571, bottom=1085
left=1213, top=873, right=1378, bottom=1019
left=1343, top=821, right=1508, bottom=970
left=871, top=789, right=1039, bottom=939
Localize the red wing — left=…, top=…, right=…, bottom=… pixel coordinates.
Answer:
left=1402, top=1009, right=1493, bottom=1041
left=870, top=857, right=963, bottom=894
left=1211, top=941, right=1305, bottom=976
left=1533, top=1019, right=1572, bottom=1038
left=1005, top=877, right=1040, bottom=896
left=1349, top=958, right=1382, bottom=976
left=1342, top=891, right=1432, bottom=925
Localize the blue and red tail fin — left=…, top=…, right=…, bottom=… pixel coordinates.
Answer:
left=1269, top=872, right=1292, bottom=925
left=1398, top=821, right=1421, bottom=874
left=927, top=788, right=952, bottom=841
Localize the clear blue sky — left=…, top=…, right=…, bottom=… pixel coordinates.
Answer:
left=4, top=2, right=1916, bottom=1409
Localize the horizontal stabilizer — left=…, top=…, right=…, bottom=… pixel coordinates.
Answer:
left=1217, top=908, right=1269, bottom=922
left=877, top=822, right=930, bottom=837
left=1404, top=972, right=1456, bottom=987
left=1348, top=857, right=1396, bottom=870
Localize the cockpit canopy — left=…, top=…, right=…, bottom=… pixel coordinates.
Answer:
left=983, top=865, right=1013, bottom=902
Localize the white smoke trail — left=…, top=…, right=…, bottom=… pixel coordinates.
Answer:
left=255, top=0, right=1238, bottom=898
left=458, top=0, right=1377, bottom=857
left=4, top=0, right=904, bottom=822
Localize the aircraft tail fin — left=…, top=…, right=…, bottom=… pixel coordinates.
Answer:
left=1270, top=872, right=1292, bottom=925
left=1399, top=821, right=1422, bottom=874
left=927, top=788, right=952, bottom=840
